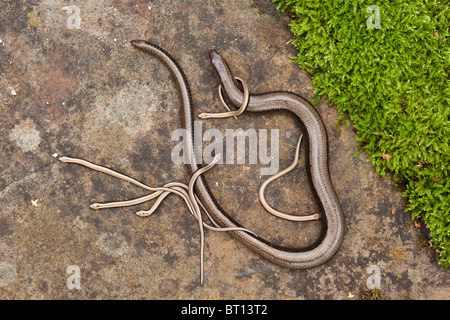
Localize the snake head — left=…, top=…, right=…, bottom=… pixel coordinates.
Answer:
left=209, top=50, right=231, bottom=77
left=209, top=49, right=221, bottom=63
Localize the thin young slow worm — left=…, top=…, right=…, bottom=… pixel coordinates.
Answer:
left=198, top=77, right=249, bottom=119
left=60, top=156, right=252, bottom=233
left=258, top=134, right=320, bottom=222
left=60, top=154, right=255, bottom=285
left=218, top=82, right=238, bottom=119
left=131, top=40, right=345, bottom=269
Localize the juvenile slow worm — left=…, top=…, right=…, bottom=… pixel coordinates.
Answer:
left=198, top=77, right=249, bottom=119
left=60, top=154, right=254, bottom=284
left=59, top=156, right=253, bottom=234
left=258, top=134, right=320, bottom=222
left=130, top=40, right=345, bottom=269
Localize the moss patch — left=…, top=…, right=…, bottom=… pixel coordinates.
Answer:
left=360, top=288, right=391, bottom=300
left=270, top=0, right=450, bottom=268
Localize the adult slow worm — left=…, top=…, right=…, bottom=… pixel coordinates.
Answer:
left=130, top=40, right=345, bottom=269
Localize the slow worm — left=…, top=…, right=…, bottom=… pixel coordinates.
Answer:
left=60, top=154, right=255, bottom=285
left=258, top=134, right=320, bottom=222
left=198, top=77, right=249, bottom=119
left=199, top=85, right=319, bottom=222
left=60, top=156, right=251, bottom=233
left=131, top=40, right=345, bottom=269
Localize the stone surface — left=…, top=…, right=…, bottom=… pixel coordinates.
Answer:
left=0, top=0, right=448, bottom=299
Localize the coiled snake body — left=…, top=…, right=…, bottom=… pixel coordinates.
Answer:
left=131, top=40, right=345, bottom=269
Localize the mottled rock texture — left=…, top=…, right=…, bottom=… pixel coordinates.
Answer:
left=0, top=0, right=448, bottom=299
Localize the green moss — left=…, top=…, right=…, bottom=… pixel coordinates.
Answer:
left=360, top=288, right=391, bottom=300
left=271, top=0, right=450, bottom=267
left=404, top=291, right=415, bottom=300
